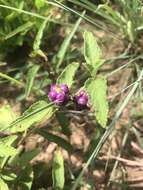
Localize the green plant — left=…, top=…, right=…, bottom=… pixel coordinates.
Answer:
left=1, top=1, right=143, bottom=190
left=0, top=30, right=109, bottom=189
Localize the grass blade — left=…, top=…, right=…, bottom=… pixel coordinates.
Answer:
left=56, top=11, right=85, bottom=68
left=4, top=22, right=34, bottom=40
left=25, top=65, right=40, bottom=97
left=0, top=72, right=23, bottom=86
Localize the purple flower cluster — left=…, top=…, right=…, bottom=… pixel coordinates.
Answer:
left=48, top=84, right=89, bottom=108
left=48, top=84, right=69, bottom=105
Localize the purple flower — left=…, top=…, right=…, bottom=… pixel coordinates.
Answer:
left=48, top=84, right=69, bottom=105
left=48, top=90, right=57, bottom=101
left=54, top=93, right=66, bottom=104
left=74, top=90, right=88, bottom=107
left=60, top=84, right=69, bottom=93
left=50, top=84, right=57, bottom=92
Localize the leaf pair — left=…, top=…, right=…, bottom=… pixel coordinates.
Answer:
left=84, top=31, right=109, bottom=128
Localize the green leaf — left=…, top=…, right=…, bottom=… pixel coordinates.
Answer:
left=37, top=129, right=73, bottom=153
left=0, top=135, right=17, bottom=146
left=52, top=149, right=65, bottom=190
left=0, top=105, right=16, bottom=131
left=7, top=101, right=54, bottom=133
left=0, top=178, right=9, bottom=190
left=0, top=135, right=17, bottom=167
left=25, top=65, right=40, bottom=97
left=85, top=77, right=109, bottom=128
left=2, top=173, right=17, bottom=182
left=57, top=62, right=79, bottom=88
left=35, top=0, right=45, bottom=9
left=0, top=143, right=17, bottom=157
left=84, top=31, right=104, bottom=76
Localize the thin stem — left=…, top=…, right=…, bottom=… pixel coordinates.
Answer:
left=106, top=55, right=143, bottom=78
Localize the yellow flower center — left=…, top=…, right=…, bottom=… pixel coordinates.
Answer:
left=55, top=86, right=62, bottom=93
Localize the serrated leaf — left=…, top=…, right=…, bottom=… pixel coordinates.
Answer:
left=52, top=149, right=65, bottom=190
left=0, top=178, right=9, bottom=190
left=8, top=101, right=54, bottom=133
left=25, top=65, right=40, bottom=97
left=57, top=62, right=79, bottom=88
left=0, top=105, right=16, bottom=131
left=84, top=31, right=104, bottom=76
left=85, top=78, right=109, bottom=128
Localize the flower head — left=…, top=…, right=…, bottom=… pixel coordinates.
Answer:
left=48, top=84, right=69, bottom=105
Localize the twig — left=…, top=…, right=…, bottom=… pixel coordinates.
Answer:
left=100, top=155, right=143, bottom=168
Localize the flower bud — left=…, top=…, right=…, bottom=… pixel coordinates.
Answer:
left=77, top=96, right=88, bottom=106
left=74, top=90, right=88, bottom=107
